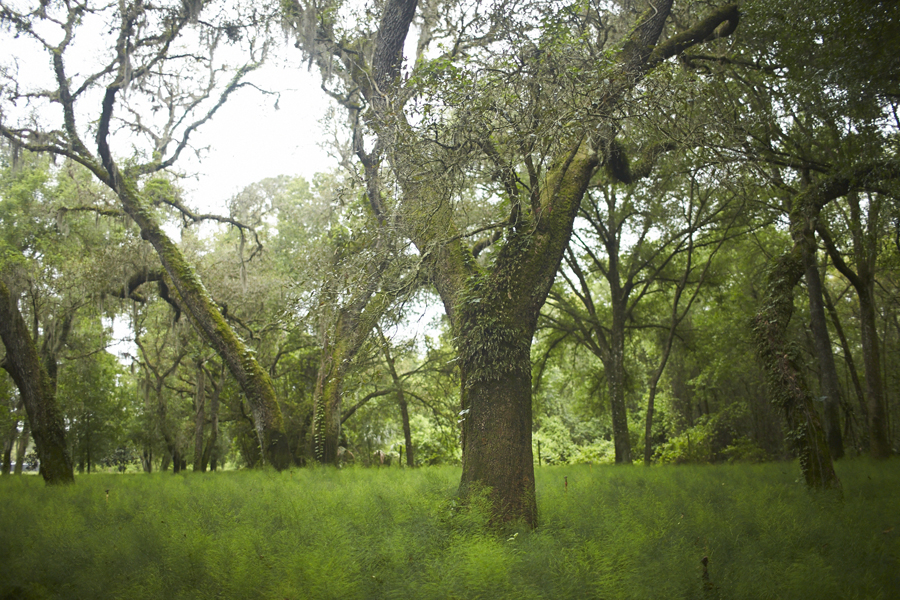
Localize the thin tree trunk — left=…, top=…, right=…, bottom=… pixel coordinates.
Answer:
left=13, top=421, right=28, bottom=474
left=0, top=279, right=74, bottom=484
left=822, top=282, right=868, bottom=445
left=201, top=365, right=223, bottom=472
left=376, top=324, right=415, bottom=467
left=607, top=310, right=632, bottom=465
left=193, top=361, right=206, bottom=472
left=800, top=223, right=844, bottom=458
left=816, top=194, right=890, bottom=458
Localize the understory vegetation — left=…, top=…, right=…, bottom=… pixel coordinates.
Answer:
left=1, top=461, right=898, bottom=600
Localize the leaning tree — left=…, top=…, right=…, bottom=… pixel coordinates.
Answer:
left=0, top=0, right=293, bottom=468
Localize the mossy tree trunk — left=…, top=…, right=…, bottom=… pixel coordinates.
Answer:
left=312, top=291, right=387, bottom=463
left=753, top=244, right=840, bottom=489
left=0, top=278, right=74, bottom=484
left=753, top=182, right=849, bottom=490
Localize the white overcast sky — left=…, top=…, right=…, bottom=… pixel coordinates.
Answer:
left=174, top=60, right=337, bottom=212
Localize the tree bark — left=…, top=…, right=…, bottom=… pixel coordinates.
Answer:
left=816, top=193, right=890, bottom=458
left=192, top=361, right=206, bottom=472
left=800, top=227, right=844, bottom=459
left=0, top=279, right=74, bottom=484
left=753, top=244, right=840, bottom=489
left=1, top=418, right=14, bottom=475
left=312, top=336, right=346, bottom=464
left=201, top=365, right=223, bottom=472
left=458, top=333, right=536, bottom=526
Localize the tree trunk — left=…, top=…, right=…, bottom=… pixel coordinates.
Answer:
left=816, top=192, right=890, bottom=458
left=800, top=222, right=844, bottom=459
left=822, top=281, right=868, bottom=448
left=458, top=335, right=536, bottom=526
left=857, top=282, right=890, bottom=458
left=377, top=324, right=415, bottom=467
left=312, top=336, right=347, bottom=465
left=201, top=366, right=222, bottom=472
left=1, top=424, right=13, bottom=475
left=398, top=394, right=414, bottom=467
left=607, top=295, right=632, bottom=464
left=753, top=244, right=840, bottom=490
left=0, top=279, right=74, bottom=484
left=15, top=420, right=30, bottom=475
left=193, top=362, right=206, bottom=472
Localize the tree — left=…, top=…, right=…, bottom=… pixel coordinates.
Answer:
left=695, top=0, right=900, bottom=473
left=545, top=159, right=744, bottom=464
left=286, top=0, right=739, bottom=523
left=0, top=0, right=292, bottom=468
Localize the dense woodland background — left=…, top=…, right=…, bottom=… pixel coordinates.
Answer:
left=0, top=0, right=898, bottom=521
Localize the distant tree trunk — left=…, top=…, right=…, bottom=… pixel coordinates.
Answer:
left=817, top=192, right=890, bottom=458
left=141, top=448, right=152, bottom=473
left=800, top=222, right=844, bottom=459
left=0, top=279, right=74, bottom=485
left=1, top=422, right=14, bottom=475
left=13, top=420, right=28, bottom=474
left=193, top=361, right=206, bottom=472
left=376, top=324, right=415, bottom=467
left=312, top=297, right=385, bottom=464
left=157, top=389, right=179, bottom=473
left=821, top=282, right=868, bottom=446
left=201, top=365, right=223, bottom=472
left=398, top=395, right=413, bottom=468
left=606, top=299, right=632, bottom=465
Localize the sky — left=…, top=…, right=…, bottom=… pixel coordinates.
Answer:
left=169, top=61, right=337, bottom=212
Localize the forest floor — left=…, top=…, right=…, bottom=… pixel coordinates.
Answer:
left=0, top=459, right=898, bottom=599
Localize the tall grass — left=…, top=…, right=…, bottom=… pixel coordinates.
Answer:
left=1, top=460, right=897, bottom=599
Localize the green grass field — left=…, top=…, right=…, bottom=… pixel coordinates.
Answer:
left=1, top=460, right=898, bottom=599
